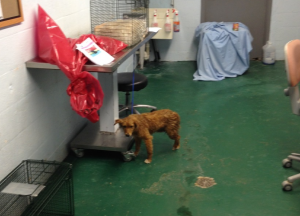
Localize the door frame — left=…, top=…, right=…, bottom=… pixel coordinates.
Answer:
left=201, top=0, right=273, bottom=58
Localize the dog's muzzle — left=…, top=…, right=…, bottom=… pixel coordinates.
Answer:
left=125, top=134, right=130, bottom=137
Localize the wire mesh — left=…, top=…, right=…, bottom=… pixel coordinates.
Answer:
left=34, top=178, right=74, bottom=216
left=91, top=0, right=149, bottom=46
left=0, top=160, right=73, bottom=216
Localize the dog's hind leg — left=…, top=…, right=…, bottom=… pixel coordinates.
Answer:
left=144, top=138, right=153, bottom=164
left=172, top=134, right=180, bottom=150
left=134, top=138, right=142, bottom=156
left=166, top=127, right=180, bottom=150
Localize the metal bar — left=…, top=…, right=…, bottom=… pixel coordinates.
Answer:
left=288, top=155, right=300, bottom=161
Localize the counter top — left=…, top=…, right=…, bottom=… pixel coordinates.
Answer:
left=25, top=31, right=157, bottom=73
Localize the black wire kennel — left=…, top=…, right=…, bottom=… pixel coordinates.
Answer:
left=0, top=160, right=74, bottom=216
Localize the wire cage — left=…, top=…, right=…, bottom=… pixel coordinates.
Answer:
left=91, top=0, right=149, bottom=47
left=0, top=160, right=74, bottom=216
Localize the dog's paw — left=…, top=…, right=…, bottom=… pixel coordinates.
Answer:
left=172, top=146, right=180, bottom=150
left=144, top=159, right=151, bottom=164
left=134, top=152, right=139, bottom=157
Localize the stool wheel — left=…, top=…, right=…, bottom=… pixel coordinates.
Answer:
left=72, top=148, right=84, bottom=158
left=282, top=180, right=293, bottom=191
left=282, top=158, right=292, bottom=168
left=122, top=151, right=135, bottom=162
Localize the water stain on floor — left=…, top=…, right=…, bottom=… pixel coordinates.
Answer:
left=177, top=206, right=193, bottom=216
left=140, top=171, right=180, bottom=195
left=195, top=176, right=216, bottom=188
left=179, top=191, right=191, bottom=203
left=185, top=175, right=197, bottom=186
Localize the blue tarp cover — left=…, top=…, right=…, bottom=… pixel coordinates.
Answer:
left=193, top=22, right=253, bottom=81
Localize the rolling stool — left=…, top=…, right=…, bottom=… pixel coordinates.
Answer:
left=118, top=72, right=157, bottom=114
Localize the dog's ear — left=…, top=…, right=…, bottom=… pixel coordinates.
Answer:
left=132, top=119, right=138, bottom=129
left=114, top=119, right=122, bottom=125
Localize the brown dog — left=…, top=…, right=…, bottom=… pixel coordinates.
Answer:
left=115, top=109, right=180, bottom=164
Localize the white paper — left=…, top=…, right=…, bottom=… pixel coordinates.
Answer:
left=148, top=27, right=161, bottom=32
left=76, top=37, right=114, bottom=66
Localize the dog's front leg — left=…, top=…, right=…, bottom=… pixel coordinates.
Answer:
left=134, top=137, right=141, bottom=156
left=144, top=138, right=153, bottom=164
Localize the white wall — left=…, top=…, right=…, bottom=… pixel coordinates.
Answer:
left=149, top=0, right=201, bottom=61
left=269, top=0, right=300, bottom=60
left=0, top=0, right=91, bottom=180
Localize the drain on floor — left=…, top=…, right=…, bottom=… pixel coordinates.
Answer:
left=195, top=176, right=216, bottom=188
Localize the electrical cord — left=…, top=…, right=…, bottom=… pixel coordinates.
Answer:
left=131, top=69, right=135, bottom=114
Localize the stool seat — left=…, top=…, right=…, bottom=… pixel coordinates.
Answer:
left=117, top=72, right=156, bottom=115
left=118, top=72, right=148, bottom=92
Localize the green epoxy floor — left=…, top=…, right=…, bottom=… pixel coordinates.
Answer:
left=65, top=61, right=300, bottom=216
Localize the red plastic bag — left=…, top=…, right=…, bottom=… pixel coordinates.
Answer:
left=66, top=71, right=103, bottom=122
left=68, top=34, right=128, bottom=55
left=37, top=6, right=127, bottom=122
